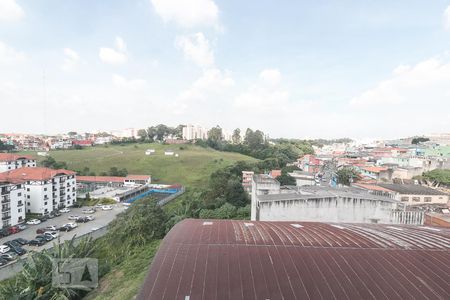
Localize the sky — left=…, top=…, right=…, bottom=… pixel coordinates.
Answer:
left=1, top=0, right=450, bottom=140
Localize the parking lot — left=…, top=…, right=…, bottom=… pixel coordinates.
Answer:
left=0, top=205, right=126, bottom=265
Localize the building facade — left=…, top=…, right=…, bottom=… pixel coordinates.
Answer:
left=0, top=168, right=76, bottom=215
left=0, top=182, right=26, bottom=229
left=0, top=154, right=37, bottom=173
left=182, top=125, right=208, bottom=140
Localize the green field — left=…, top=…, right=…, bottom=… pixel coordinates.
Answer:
left=22, top=143, right=256, bottom=187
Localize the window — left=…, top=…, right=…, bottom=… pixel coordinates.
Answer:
left=27, top=195, right=30, bottom=199
left=18, top=192, right=22, bottom=196
left=44, top=187, right=47, bottom=191
left=412, top=197, right=420, bottom=202
left=27, top=202, right=30, bottom=206
left=18, top=208, right=22, bottom=213
left=27, top=209, right=30, bottom=213
left=27, top=188, right=30, bottom=191
left=424, top=197, right=432, bottom=202
left=44, top=202, right=47, bottom=205
left=401, top=196, right=409, bottom=202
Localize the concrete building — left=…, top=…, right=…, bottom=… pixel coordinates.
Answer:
left=0, top=181, right=25, bottom=229
left=0, top=167, right=76, bottom=215
left=355, top=183, right=449, bottom=205
left=0, top=154, right=37, bottom=173
left=182, top=125, right=208, bottom=140
left=250, top=175, right=417, bottom=224
left=241, top=171, right=254, bottom=194
left=288, top=170, right=316, bottom=186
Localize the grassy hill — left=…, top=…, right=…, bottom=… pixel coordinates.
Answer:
left=21, top=143, right=257, bottom=187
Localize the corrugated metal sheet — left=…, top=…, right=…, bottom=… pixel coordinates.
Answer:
left=137, top=219, right=450, bottom=300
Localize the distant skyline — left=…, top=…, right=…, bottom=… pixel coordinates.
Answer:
left=1, top=0, right=450, bottom=139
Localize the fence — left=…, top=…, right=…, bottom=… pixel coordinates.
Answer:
left=390, top=210, right=424, bottom=225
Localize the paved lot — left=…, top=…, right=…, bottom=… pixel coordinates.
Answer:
left=0, top=205, right=125, bottom=257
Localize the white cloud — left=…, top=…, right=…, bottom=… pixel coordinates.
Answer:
left=173, top=68, right=234, bottom=114
left=61, top=48, right=80, bottom=71
left=175, top=33, right=214, bottom=68
left=444, top=6, right=450, bottom=30
left=0, top=0, right=24, bottom=22
left=0, top=41, right=26, bottom=64
left=150, top=0, right=219, bottom=28
left=112, top=74, right=147, bottom=90
left=99, top=36, right=127, bottom=65
left=350, top=57, right=450, bottom=106
left=235, top=69, right=289, bottom=113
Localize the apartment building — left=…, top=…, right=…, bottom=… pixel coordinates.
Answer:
left=0, top=181, right=26, bottom=229
left=0, top=153, right=37, bottom=173
left=182, top=125, right=208, bottom=140
left=0, top=167, right=76, bottom=215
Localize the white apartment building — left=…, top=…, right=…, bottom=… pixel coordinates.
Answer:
left=0, top=154, right=37, bottom=173
left=0, top=167, right=76, bottom=215
left=0, top=182, right=26, bottom=229
left=182, top=125, right=208, bottom=140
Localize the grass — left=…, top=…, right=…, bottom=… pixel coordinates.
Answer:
left=85, top=240, right=161, bottom=300
left=21, top=143, right=256, bottom=187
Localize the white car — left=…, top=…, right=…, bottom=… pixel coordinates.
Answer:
left=82, top=208, right=95, bottom=214
left=44, top=231, right=59, bottom=239
left=64, top=222, right=78, bottom=229
left=45, top=225, right=59, bottom=231
left=60, top=208, right=70, bottom=213
left=85, top=215, right=95, bottom=221
left=0, top=245, right=10, bottom=254
left=101, top=205, right=113, bottom=211
left=26, top=219, right=41, bottom=225
left=68, top=215, right=80, bottom=220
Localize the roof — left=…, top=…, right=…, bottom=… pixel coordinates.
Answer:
left=0, top=153, right=34, bottom=162
left=0, top=167, right=75, bottom=183
left=378, top=184, right=449, bottom=196
left=257, top=185, right=399, bottom=203
left=77, top=174, right=151, bottom=183
left=72, top=140, right=92, bottom=145
left=137, top=219, right=450, bottom=300
left=362, top=166, right=388, bottom=173
left=353, top=183, right=394, bottom=193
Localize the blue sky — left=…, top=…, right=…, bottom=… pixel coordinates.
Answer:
left=1, top=0, right=450, bottom=139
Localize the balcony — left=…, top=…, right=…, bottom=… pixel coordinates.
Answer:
left=1, top=195, right=10, bottom=204
left=17, top=202, right=24, bottom=207
left=2, top=213, right=11, bottom=219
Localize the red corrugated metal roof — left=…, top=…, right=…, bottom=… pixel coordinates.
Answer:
left=137, top=219, right=450, bottom=300
left=77, top=176, right=124, bottom=183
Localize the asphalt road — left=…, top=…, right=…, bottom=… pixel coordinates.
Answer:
left=0, top=205, right=125, bottom=255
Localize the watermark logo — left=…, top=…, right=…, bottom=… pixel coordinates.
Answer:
left=52, top=258, right=98, bottom=289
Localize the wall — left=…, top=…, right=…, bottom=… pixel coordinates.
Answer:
left=396, top=193, right=449, bottom=205
left=257, top=197, right=396, bottom=223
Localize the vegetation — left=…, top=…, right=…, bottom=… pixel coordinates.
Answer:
left=137, top=124, right=183, bottom=142
left=0, top=140, right=14, bottom=151
left=22, top=143, right=257, bottom=187
left=422, top=169, right=450, bottom=186
left=412, top=137, right=430, bottom=144
left=336, top=167, right=359, bottom=186
left=41, top=156, right=69, bottom=169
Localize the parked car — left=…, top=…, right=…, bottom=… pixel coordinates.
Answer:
left=0, top=245, right=11, bottom=253
left=46, top=214, right=55, bottom=219
left=36, top=234, right=52, bottom=242
left=7, top=226, right=20, bottom=234
left=82, top=208, right=95, bottom=214
left=3, top=240, right=20, bottom=248
left=26, top=219, right=41, bottom=225
left=1, top=253, right=18, bottom=261
left=38, top=215, right=48, bottom=222
left=63, top=222, right=78, bottom=229
left=95, top=203, right=104, bottom=208
left=58, top=225, right=73, bottom=232
left=0, top=258, right=8, bottom=266
left=45, top=225, right=59, bottom=231
left=9, top=246, right=26, bottom=256
left=17, top=224, right=27, bottom=231
left=52, top=211, right=62, bottom=217
left=60, top=208, right=70, bottom=213
left=68, top=215, right=80, bottom=220
left=0, top=229, right=11, bottom=237
left=85, top=215, right=95, bottom=221
left=44, top=231, right=59, bottom=239
left=36, top=228, right=48, bottom=234
left=101, top=205, right=113, bottom=211
left=11, top=238, right=29, bottom=246
left=28, top=239, right=45, bottom=246
left=76, top=217, right=89, bottom=223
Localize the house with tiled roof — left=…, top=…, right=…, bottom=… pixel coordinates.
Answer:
left=0, top=153, right=36, bottom=173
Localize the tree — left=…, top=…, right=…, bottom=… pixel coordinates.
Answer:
left=207, top=126, right=223, bottom=148
left=412, top=137, right=430, bottom=144
left=276, top=174, right=296, bottom=185
left=232, top=128, right=241, bottom=144
left=67, top=131, right=77, bottom=136
left=137, top=129, right=148, bottom=141
left=224, top=178, right=249, bottom=207
left=336, top=167, right=359, bottom=186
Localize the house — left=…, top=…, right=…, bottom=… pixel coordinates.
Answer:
left=145, top=149, right=155, bottom=155
left=0, top=181, right=25, bottom=229
left=164, top=150, right=174, bottom=156
left=0, top=167, right=76, bottom=215
left=354, top=183, right=449, bottom=205
left=72, top=140, right=93, bottom=147
left=77, top=174, right=151, bottom=187
left=241, top=171, right=254, bottom=194
left=288, top=170, right=316, bottom=186
left=358, top=166, right=392, bottom=181
left=0, top=154, right=37, bottom=173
